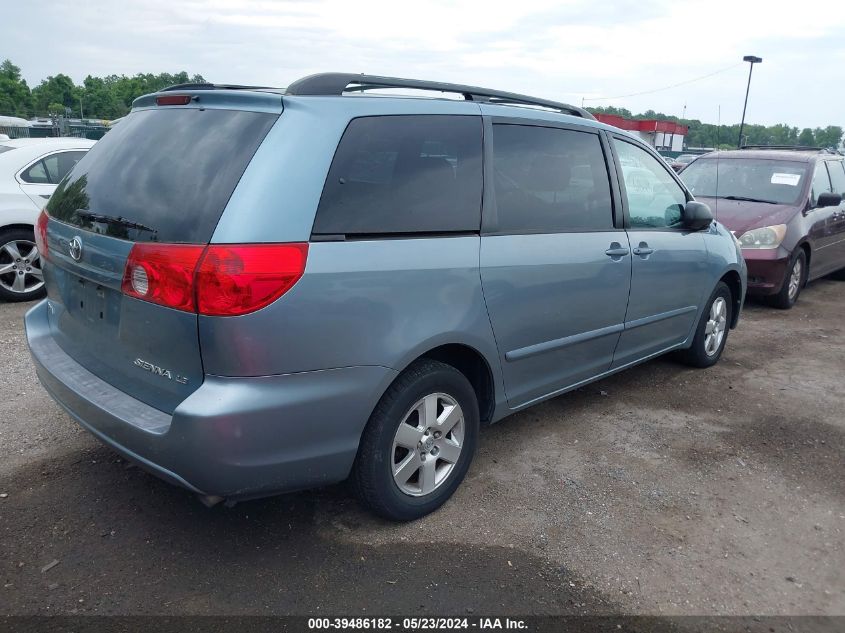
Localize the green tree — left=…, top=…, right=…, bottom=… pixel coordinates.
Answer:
left=813, top=126, right=843, bottom=149
left=798, top=128, right=815, bottom=146
left=80, top=75, right=126, bottom=119
left=31, top=74, right=77, bottom=115
left=0, top=59, right=32, bottom=117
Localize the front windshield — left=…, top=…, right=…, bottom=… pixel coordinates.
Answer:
left=682, top=157, right=808, bottom=205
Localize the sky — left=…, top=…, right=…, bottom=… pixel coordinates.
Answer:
left=6, top=0, right=845, bottom=128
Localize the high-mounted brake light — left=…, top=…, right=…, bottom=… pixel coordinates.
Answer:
left=35, top=210, right=49, bottom=261
left=156, top=95, right=192, bottom=106
left=120, top=242, right=308, bottom=316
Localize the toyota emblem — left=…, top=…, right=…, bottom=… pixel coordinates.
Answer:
left=68, top=236, right=83, bottom=262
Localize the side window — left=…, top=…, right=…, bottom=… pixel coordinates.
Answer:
left=313, top=115, right=482, bottom=235
left=825, top=161, right=845, bottom=196
left=42, top=151, right=87, bottom=184
left=20, top=151, right=87, bottom=185
left=21, top=160, right=50, bottom=184
left=492, top=124, right=613, bottom=233
left=810, top=162, right=832, bottom=205
left=613, top=139, right=687, bottom=228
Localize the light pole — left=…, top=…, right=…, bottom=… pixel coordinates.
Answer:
left=737, top=55, right=762, bottom=148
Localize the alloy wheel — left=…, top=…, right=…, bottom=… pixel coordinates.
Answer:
left=788, top=258, right=802, bottom=302
left=391, top=392, right=465, bottom=497
left=0, top=240, right=43, bottom=296
left=704, top=296, right=727, bottom=357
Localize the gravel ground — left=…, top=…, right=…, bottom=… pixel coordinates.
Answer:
left=1, top=279, right=843, bottom=616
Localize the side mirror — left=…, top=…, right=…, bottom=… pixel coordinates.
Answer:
left=682, top=201, right=713, bottom=230
left=816, top=192, right=843, bottom=208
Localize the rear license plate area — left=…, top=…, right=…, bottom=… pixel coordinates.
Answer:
left=68, top=276, right=110, bottom=324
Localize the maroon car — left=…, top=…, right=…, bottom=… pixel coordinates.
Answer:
left=681, top=148, right=845, bottom=308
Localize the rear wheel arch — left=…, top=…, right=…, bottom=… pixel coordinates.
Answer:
left=0, top=223, right=35, bottom=234
left=398, top=343, right=496, bottom=425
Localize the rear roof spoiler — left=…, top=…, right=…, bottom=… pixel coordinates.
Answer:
left=160, top=82, right=278, bottom=92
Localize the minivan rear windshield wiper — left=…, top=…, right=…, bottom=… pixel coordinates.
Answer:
left=74, top=210, right=158, bottom=234
left=720, top=195, right=778, bottom=205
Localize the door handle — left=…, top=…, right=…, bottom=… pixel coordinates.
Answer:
left=633, top=241, right=654, bottom=257
left=605, top=242, right=630, bottom=258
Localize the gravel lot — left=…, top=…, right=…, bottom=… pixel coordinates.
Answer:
left=1, top=280, right=843, bottom=616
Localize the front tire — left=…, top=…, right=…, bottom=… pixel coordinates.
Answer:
left=678, top=282, right=732, bottom=368
left=0, top=228, right=46, bottom=303
left=352, top=359, right=479, bottom=521
left=768, top=249, right=806, bottom=310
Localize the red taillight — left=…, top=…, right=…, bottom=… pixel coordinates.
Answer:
left=121, top=243, right=205, bottom=312
left=156, top=94, right=192, bottom=106
left=120, top=242, right=308, bottom=316
left=195, top=244, right=309, bottom=316
left=35, top=210, right=49, bottom=261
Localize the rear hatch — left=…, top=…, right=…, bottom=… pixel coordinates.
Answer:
left=40, top=94, right=280, bottom=413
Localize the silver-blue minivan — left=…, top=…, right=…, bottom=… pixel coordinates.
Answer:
left=25, top=74, right=746, bottom=520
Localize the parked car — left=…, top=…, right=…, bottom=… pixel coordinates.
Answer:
left=0, top=137, right=95, bottom=301
left=671, top=153, right=699, bottom=172
left=680, top=147, right=845, bottom=308
left=26, top=74, right=745, bottom=521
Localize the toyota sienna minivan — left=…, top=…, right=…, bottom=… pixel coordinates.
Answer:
left=26, top=73, right=746, bottom=521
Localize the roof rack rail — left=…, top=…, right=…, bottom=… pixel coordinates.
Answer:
left=740, top=145, right=824, bottom=151
left=284, top=72, right=595, bottom=119
left=161, top=82, right=279, bottom=92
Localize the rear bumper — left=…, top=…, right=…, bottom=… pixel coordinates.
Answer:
left=742, top=248, right=789, bottom=296
left=25, top=300, right=397, bottom=498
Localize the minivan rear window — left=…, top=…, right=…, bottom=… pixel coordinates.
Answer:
left=47, top=108, right=278, bottom=243
left=313, top=115, right=482, bottom=236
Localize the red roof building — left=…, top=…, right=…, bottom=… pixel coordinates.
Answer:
left=593, top=114, right=688, bottom=153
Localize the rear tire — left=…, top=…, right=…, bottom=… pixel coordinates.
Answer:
left=0, top=228, right=46, bottom=303
left=767, top=249, right=806, bottom=310
left=677, top=281, right=732, bottom=368
left=352, top=359, right=479, bottom=521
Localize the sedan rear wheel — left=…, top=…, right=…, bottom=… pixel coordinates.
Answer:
left=0, top=229, right=46, bottom=303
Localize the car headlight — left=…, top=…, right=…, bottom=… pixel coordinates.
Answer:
left=737, top=224, right=787, bottom=249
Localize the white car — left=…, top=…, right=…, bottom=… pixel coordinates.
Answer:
left=0, top=137, right=95, bottom=301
